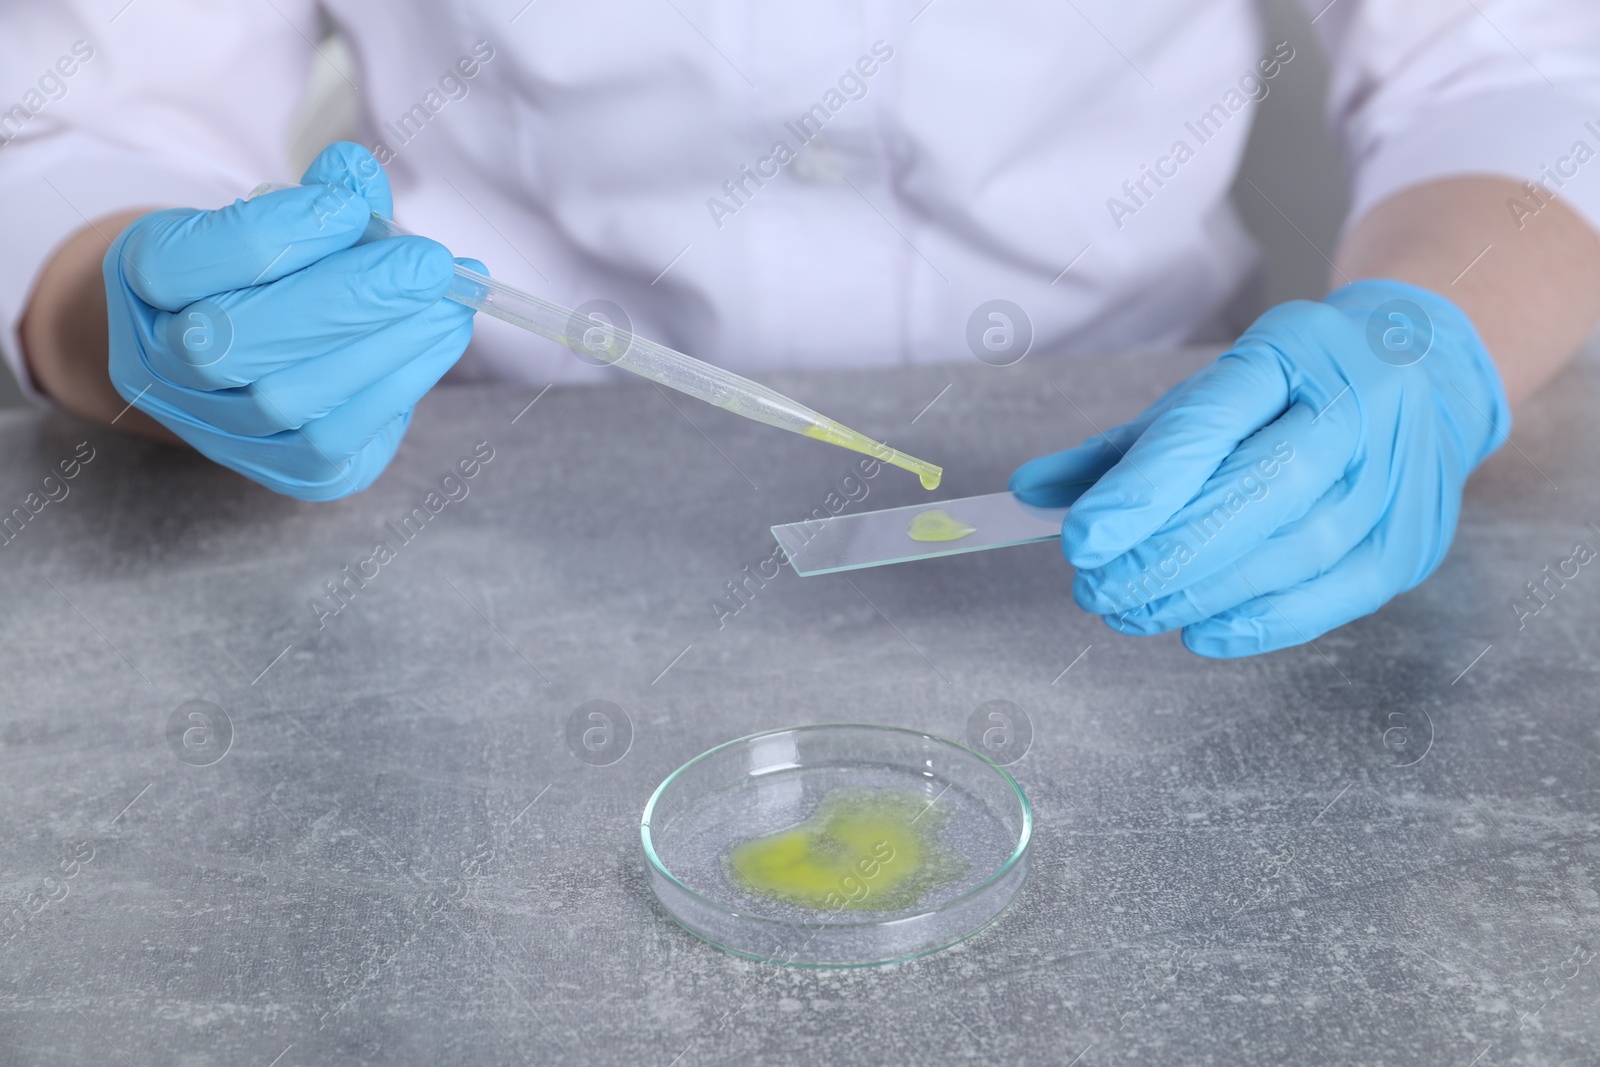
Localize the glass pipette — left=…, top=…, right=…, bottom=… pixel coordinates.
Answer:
left=248, top=182, right=943, bottom=490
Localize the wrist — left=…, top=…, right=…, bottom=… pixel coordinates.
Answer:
left=1323, top=278, right=1512, bottom=468
left=21, top=210, right=173, bottom=438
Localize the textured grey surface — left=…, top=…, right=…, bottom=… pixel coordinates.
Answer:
left=1, top=347, right=1597, bottom=1066
left=0, top=363, right=27, bottom=412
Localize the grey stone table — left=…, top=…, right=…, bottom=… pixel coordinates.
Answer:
left=2, top=345, right=1598, bottom=1067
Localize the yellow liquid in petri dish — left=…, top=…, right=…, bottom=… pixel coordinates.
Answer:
left=907, top=509, right=976, bottom=542
left=727, top=788, right=969, bottom=912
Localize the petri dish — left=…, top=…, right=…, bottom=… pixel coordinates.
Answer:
left=640, top=723, right=1032, bottom=967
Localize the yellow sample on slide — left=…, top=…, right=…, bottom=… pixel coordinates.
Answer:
left=907, top=508, right=977, bottom=542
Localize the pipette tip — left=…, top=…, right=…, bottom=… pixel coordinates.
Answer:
left=803, top=422, right=942, bottom=490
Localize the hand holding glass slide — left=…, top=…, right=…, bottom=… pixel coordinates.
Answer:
left=785, top=281, right=1513, bottom=667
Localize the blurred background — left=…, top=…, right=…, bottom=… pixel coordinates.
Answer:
left=0, top=0, right=1347, bottom=410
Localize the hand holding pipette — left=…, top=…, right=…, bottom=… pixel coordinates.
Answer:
left=104, top=143, right=479, bottom=500
left=106, top=141, right=940, bottom=500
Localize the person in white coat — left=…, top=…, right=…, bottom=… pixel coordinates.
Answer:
left=6, top=1, right=1600, bottom=655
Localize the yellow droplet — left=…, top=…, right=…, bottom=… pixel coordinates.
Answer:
left=907, top=508, right=976, bottom=542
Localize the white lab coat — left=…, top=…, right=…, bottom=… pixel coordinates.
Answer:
left=1, top=0, right=1598, bottom=395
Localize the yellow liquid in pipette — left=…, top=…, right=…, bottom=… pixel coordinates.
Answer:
left=803, top=423, right=942, bottom=490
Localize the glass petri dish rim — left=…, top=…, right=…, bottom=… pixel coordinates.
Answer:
left=639, top=722, right=1033, bottom=957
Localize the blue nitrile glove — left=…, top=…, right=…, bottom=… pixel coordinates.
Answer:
left=104, top=142, right=481, bottom=501
left=1010, top=280, right=1512, bottom=657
